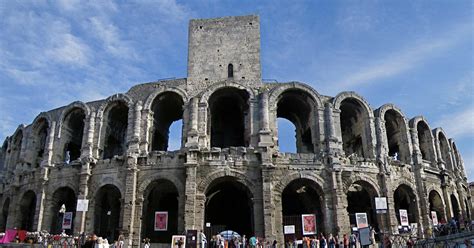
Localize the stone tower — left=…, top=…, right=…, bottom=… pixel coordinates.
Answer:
left=187, top=15, right=262, bottom=94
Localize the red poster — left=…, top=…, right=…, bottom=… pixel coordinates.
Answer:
left=301, top=214, right=316, bottom=235
left=155, top=211, right=168, bottom=231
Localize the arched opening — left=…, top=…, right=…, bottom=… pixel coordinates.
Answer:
left=438, top=132, right=452, bottom=170
left=346, top=181, right=379, bottom=232
left=142, top=180, right=179, bottom=244
left=150, top=92, right=184, bottom=151
left=417, top=121, right=434, bottom=161
left=451, top=142, right=461, bottom=169
left=0, top=198, right=10, bottom=232
left=0, top=141, right=7, bottom=170
left=277, top=118, right=297, bottom=153
left=464, top=198, right=471, bottom=220
left=94, top=185, right=121, bottom=243
left=50, top=187, right=76, bottom=235
left=209, top=88, right=249, bottom=148
left=393, top=185, right=418, bottom=225
left=450, top=194, right=460, bottom=220
left=10, top=131, right=22, bottom=170
left=228, top=64, right=234, bottom=78
left=103, top=102, right=128, bottom=159
left=276, top=90, right=315, bottom=153
left=60, top=108, right=85, bottom=163
left=282, top=179, right=324, bottom=238
left=384, top=110, right=409, bottom=163
left=339, top=98, right=370, bottom=159
left=205, top=177, right=254, bottom=237
left=31, top=119, right=49, bottom=167
left=428, top=190, right=445, bottom=223
left=19, top=191, right=36, bottom=231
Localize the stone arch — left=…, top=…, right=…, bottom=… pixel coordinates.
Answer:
left=409, top=116, right=437, bottom=163
left=392, top=183, right=419, bottom=224
left=96, top=94, right=134, bottom=118
left=0, top=197, right=10, bottom=231
left=57, top=105, right=87, bottom=163
left=427, top=189, right=446, bottom=222
left=90, top=180, right=125, bottom=201
left=269, top=83, right=323, bottom=154
left=58, top=101, right=91, bottom=131
left=146, top=91, right=185, bottom=152
left=198, top=81, right=256, bottom=104
left=138, top=173, right=184, bottom=197
left=375, top=104, right=412, bottom=164
left=268, top=82, right=323, bottom=109
left=345, top=179, right=380, bottom=231
left=141, top=177, right=182, bottom=243
left=18, top=190, right=37, bottom=231
left=333, top=91, right=375, bottom=159
left=342, top=175, right=381, bottom=197
left=47, top=186, right=77, bottom=234
left=8, top=126, right=24, bottom=170
left=97, top=95, right=133, bottom=159
left=143, top=87, right=188, bottom=111
left=333, top=91, right=373, bottom=116
left=198, top=169, right=256, bottom=196
left=93, top=184, right=122, bottom=242
left=29, top=115, right=51, bottom=167
left=433, top=128, right=453, bottom=171
left=449, top=139, right=462, bottom=170
left=274, top=172, right=326, bottom=197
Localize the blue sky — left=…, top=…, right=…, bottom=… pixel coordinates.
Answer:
left=0, top=1, right=472, bottom=179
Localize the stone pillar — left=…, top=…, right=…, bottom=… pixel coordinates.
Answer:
left=131, top=196, right=144, bottom=246
left=262, top=168, right=275, bottom=241
left=41, top=121, right=56, bottom=167
left=198, top=102, right=208, bottom=148
left=441, top=183, right=453, bottom=219
left=331, top=168, right=350, bottom=235
left=186, top=98, right=199, bottom=149
left=434, top=136, right=445, bottom=170
left=73, top=160, right=92, bottom=235
left=184, top=162, right=198, bottom=230
left=34, top=187, right=46, bottom=232
left=122, top=156, right=139, bottom=247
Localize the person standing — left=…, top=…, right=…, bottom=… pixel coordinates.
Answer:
left=242, top=235, right=247, bottom=248
left=327, top=234, right=335, bottom=248
left=250, top=236, right=257, bottom=248
left=200, top=230, right=207, bottom=248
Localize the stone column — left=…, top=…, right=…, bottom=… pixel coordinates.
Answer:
left=73, top=160, right=92, bottom=235
left=122, top=156, right=139, bottom=247
left=262, top=168, right=275, bottom=241
left=34, top=187, right=47, bottom=232
left=184, top=162, right=198, bottom=230
left=441, top=184, right=453, bottom=219
left=331, top=168, right=350, bottom=235
left=186, top=98, right=199, bottom=149
left=41, top=121, right=56, bottom=167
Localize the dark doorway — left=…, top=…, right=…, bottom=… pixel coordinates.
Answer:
left=150, top=92, right=184, bottom=151
left=209, top=88, right=249, bottom=148
left=428, top=191, right=445, bottom=222
left=142, top=180, right=179, bottom=243
left=393, top=185, right=418, bottom=225
left=50, top=187, right=77, bottom=235
left=103, top=102, right=128, bottom=159
left=450, top=194, right=460, bottom=220
left=94, top=185, right=121, bottom=243
left=205, top=178, right=253, bottom=237
left=19, top=191, right=36, bottom=231
left=282, top=179, right=324, bottom=238
left=340, top=98, right=368, bottom=158
left=61, top=108, right=85, bottom=162
left=1, top=198, right=10, bottom=232
left=346, top=181, right=378, bottom=231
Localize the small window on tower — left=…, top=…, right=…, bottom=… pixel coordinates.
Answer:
left=228, top=64, right=234, bottom=78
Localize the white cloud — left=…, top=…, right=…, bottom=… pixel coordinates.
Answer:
left=433, top=106, right=474, bottom=138
left=45, top=33, right=91, bottom=66
left=88, top=17, right=136, bottom=59
left=335, top=23, right=471, bottom=89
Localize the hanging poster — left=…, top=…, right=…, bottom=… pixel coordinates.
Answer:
left=431, top=211, right=439, bottom=226
left=301, top=214, right=316, bottom=235
left=399, top=209, right=409, bottom=226
left=355, top=213, right=368, bottom=228
left=62, top=212, right=73, bottom=230
left=155, top=211, right=168, bottom=231
left=171, top=235, right=186, bottom=248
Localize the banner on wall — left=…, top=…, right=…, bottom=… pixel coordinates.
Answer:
left=399, top=209, right=409, bottom=226
left=431, top=211, right=439, bottom=226
left=355, top=213, right=368, bottom=228
left=301, top=214, right=316, bottom=235
left=62, top=212, right=73, bottom=230
left=155, top=211, right=168, bottom=231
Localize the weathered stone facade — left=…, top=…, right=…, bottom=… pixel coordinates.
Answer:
left=0, top=15, right=471, bottom=247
